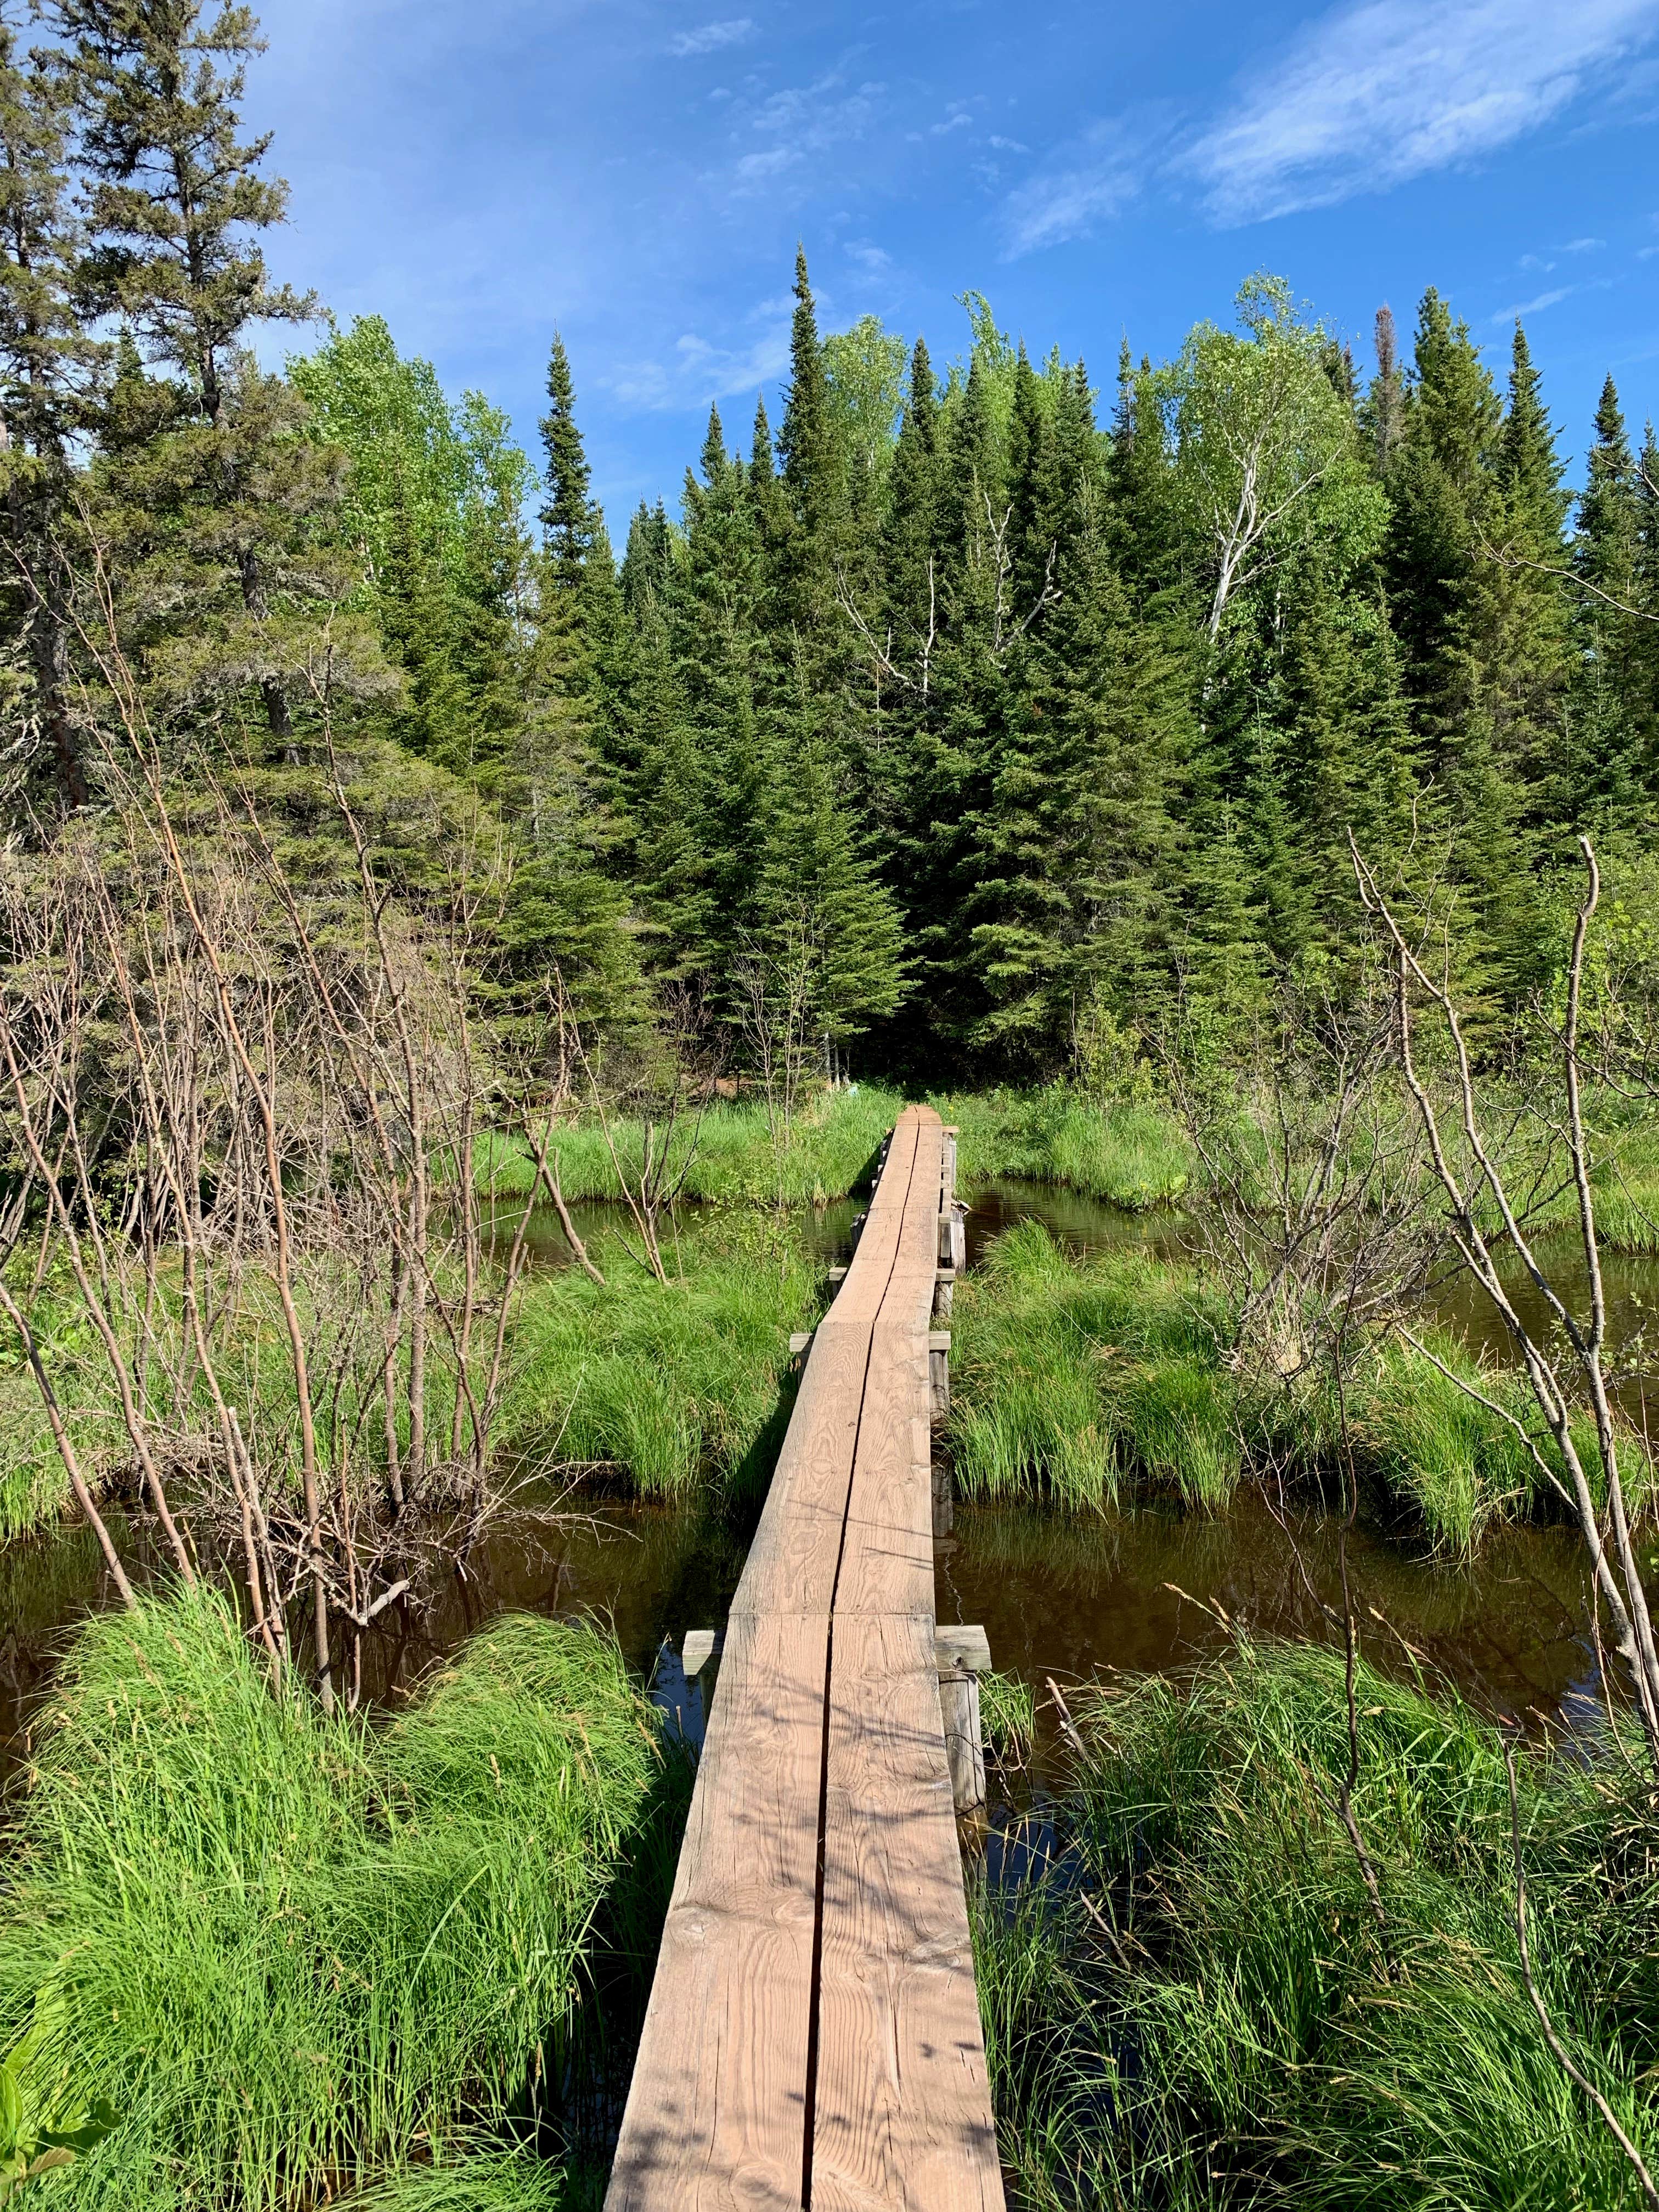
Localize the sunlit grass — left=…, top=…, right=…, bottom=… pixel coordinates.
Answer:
left=948, top=1221, right=1649, bottom=1551
left=973, top=1642, right=1659, bottom=2210
left=475, top=1085, right=904, bottom=1207
left=0, top=1586, right=663, bottom=2210
left=938, top=1087, right=1192, bottom=1210
left=498, top=1211, right=823, bottom=1499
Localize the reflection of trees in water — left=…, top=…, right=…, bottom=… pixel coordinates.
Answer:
left=947, top=1491, right=1595, bottom=1729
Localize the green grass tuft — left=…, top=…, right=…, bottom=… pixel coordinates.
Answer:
left=950, top=1220, right=1652, bottom=1551
left=497, top=1212, right=823, bottom=1498
left=975, top=1641, right=1659, bottom=2209
left=0, top=1586, right=661, bottom=2210
left=946, top=1221, right=1234, bottom=1513
left=979, top=1669, right=1037, bottom=1768
left=936, top=1087, right=1192, bottom=1210
left=478, top=1086, right=904, bottom=1208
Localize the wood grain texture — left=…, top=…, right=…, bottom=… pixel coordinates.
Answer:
left=608, top=1104, right=1002, bottom=2212
left=608, top=1610, right=829, bottom=2212
left=811, top=1611, right=1003, bottom=2211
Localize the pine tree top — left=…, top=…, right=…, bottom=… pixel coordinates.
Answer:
left=540, top=331, right=594, bottom=588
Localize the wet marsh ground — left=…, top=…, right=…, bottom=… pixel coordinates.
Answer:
left=7, top=1173, right=1630, bottom=1775
left=4, top=1156, right=1656, bottom=2206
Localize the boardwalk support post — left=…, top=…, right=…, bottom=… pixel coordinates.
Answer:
left=932, top=1451, right=953, bottom=1538
left=935, top=1624, right=990, bottom=1813
left=929, top=1330, right=951, bottom=1419
left=933, top=1265, right=955, bottom=1320
left=938, top=1200, right=966, bottom=1272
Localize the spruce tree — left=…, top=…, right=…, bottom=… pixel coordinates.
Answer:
left=654, top=403, right=769, bottom=996
left=775, top=247, right=843, bottom=642
left=60, top=0, right=351, bottom=743
left=539, top=332, right=591, bottom=589
left=0, top=13, right=100, bottom=808
left=1571, top=381, right=1654, bottom=828
left=1490, top=321, right=1571, bottom=827
left=1384, top=288, right=1526, bottom=1000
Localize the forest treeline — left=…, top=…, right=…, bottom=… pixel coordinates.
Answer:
left=3, top=2, right=1657, bottom=1086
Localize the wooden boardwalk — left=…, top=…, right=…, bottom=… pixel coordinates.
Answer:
left=607, top=1104, right=1004, bottom=2212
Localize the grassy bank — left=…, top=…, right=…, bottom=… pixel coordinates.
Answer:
left=939, top=1089, right=1192, bottom=1210
left=947, top=1221, right=1641, bottom=1552
left=974, top=1642, right=1658, bottom=2209
left=0, top=1587, right=666, bottom=2209
left=478, top=1083, right=1195, bottom=1214
left=478, top=1085, right=905, bottom=1207
left=497, top=1212, right=823, bottom=1499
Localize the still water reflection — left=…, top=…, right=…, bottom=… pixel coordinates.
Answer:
left=2, top=1178, right=1644, bottom=1787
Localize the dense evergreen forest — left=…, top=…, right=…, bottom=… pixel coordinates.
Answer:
left=4, top=0, right=1657, bottom=1089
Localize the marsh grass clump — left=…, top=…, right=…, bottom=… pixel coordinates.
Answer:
left=979, top=1669, right=1038, bottom=1769
left=974, top=1642, right=1659, bottom=2210
left=950, top=1222, right=1652, bottom=1552
left=0, top=1587, right=661, bottom=2210
left=497, top=1212, right=822, bottom=1498
left=343, top=2152, right=571, bottom=2208
left=946, top=1221, right=1238, bottom=1512
left=479, top=1085, right=904, bottom=1209
left=940, top=1089, right=1192, bottom=1211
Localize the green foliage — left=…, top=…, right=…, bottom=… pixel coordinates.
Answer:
left=947, top=1221, right=1647, bottom=1550
left=344, top=2152, right=568, bottom=2209
left=947, top=1221, right=1229, bottom=1511
left=0, top=1587, right=658, bottom=2210
left=978, top=1668, right=1037, bottom=1768
left=974, top=1644, right=1659, bottom=2209
left=483, top=1085, right=903, bottom=1207
left=497, top=1211, right=826, bottom=1498
left=939, top=1088, right=1193, bottom=1208
left=290, top=315, right=533, bottom=598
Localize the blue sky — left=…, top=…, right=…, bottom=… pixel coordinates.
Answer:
left=245, top=0, right=1659, bottom=526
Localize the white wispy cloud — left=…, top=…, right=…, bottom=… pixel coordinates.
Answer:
left=1491, top=285, right=1575, bottom=319
left=728, top=70, right=884, bottom=193
left=844, top=239, right=892, bottom=272
left=610, top=315, right=791, bottom=410
left=1001, top=114, right=1161, bottom=256
left=669, top=17, right=755, bottom=58
left=1190, top=0, right=1659, bottom=224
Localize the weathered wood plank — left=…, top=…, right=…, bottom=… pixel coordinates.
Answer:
left=811, top=1610, right=1004, bottom=2211
left=737, top=1115, right=927, bottom=1617
left=610, top=1104, right=1000, bottom=2212
left=607, top=1610, right=829, bottom=2211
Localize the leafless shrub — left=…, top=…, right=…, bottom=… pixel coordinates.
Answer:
left=0, top=624, right=544, bottom=1709
left=1353, top=831, right=1659, bottom=1771
left=1165, top=966, right=1435, bottom=1423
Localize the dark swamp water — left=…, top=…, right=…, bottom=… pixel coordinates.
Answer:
left=0, top=1177, right=1643, bottom=1792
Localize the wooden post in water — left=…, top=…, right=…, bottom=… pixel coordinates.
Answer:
left=928, top=1330, right=951, bottom=1418
left=935, top=1624, right=990, bottom=1813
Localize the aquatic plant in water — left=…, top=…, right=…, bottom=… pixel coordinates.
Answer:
left=973, top=1642, right=1659, bottom=2209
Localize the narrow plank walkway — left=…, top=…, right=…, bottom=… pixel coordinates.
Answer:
left=607, top=1104, right=1004, bottom=2212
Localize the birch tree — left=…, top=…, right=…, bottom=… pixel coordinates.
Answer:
left=1166, top=274, right=1379, bottom=640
